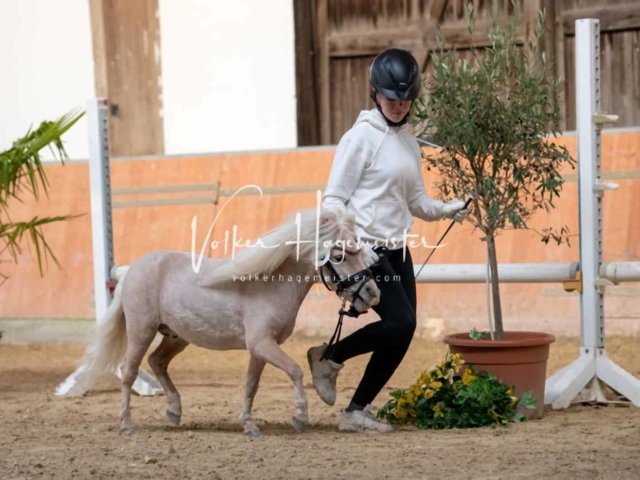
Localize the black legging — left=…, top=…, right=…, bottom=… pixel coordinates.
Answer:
left=329, top=246, right=417, bottom=408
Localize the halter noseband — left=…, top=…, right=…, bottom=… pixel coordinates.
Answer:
left=320, top=261, right=373, bottom=313
left=319, top=257, right=373, bottom=315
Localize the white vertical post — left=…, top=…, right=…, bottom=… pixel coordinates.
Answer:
left=87, top=98, right=114, bottom=323
left=55, top=98, right=161, bottom=397
left=576, top=19, right=604, bottom=350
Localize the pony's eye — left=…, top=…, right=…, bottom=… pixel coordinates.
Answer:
left=334, top=255, right=344, bottom=262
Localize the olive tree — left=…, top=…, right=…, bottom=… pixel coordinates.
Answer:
left=413, top=5, right=576, bottom=339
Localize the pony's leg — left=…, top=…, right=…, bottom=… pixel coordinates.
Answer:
left=249, top=338, right=308, bottom=432
left=239, top=355, right=266, bottom=437
left=119, top=326, right=156, bottom=435
left=148, top=335, right=189, bottom=426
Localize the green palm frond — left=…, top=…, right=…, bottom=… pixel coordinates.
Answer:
left=0, top=108, right=85, bottom=280
left=0, top=108, right=85, bottom=205
left=0, top=215, right=83, bottom=277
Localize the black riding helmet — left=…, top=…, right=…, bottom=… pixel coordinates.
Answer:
left=370, top=48, right=421, bottom=126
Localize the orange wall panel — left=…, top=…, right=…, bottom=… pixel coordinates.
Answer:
left=0, top=131, right=638, bottom=337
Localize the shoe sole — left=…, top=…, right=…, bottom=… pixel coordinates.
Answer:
left=338, top=425, right=393, bottom=434
left=338, top=425, right=359, bottom=433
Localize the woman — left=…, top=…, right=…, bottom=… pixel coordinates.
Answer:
left=307, top=48, right=470, bottom=433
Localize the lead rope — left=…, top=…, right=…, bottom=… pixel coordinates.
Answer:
left=321, top=298, right=348, bottom=361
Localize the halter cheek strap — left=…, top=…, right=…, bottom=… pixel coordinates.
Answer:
left=319, top=260, right=373, bottom=314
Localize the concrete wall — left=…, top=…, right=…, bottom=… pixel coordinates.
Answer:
left=0, top=0, right=297, bottom=159
left=0, top=0, right=95, bottom=160
left=159, top=0, right=297, bottom=155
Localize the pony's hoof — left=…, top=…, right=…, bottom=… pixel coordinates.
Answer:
left=166, top=410, right=181, bottom=426
left=244, top=427, right=261, bottom=438
left=292, top=416, right=307, bottom=433
left=120, top=426, right=135, bottom=436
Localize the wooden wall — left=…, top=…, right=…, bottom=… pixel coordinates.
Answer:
left=295, top=0, right=640, bottom=145
left=558, top=0, right=640, bottom=130
left=89, top=0, right=165, bottom=157
left=0, top=130, right=638, bottom=337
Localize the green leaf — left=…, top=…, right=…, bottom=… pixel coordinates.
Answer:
left=518, top=390, right=537, bottom=410
left=389, top=389, right=406, bottom=400
left=470, top=327, right=490, bottom=340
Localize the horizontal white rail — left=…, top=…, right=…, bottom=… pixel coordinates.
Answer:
left=111, top=261, right=640, bottom=285
left=600, top=262, right=640, bottom=283
left=414, top=262, right=579, bottom=283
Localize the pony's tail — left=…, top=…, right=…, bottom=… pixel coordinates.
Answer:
left=60, top=276, right=128, bottom=397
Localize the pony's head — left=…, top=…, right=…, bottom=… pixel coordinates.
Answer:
left=312, top=209, right=381, bottom=313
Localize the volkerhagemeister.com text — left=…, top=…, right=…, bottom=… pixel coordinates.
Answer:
left=231, top=273, right=401, bottom=283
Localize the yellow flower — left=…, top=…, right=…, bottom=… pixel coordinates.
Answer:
left=411, top=386, right=422, bottom=397
left=462, top=369, right=477, bottom=386
left=506, top=389, right=512, bottom=396
left=395, top=409, right=408, bottom=420
left=397, top=398, right=407, bottom=410
left=509, top=396, right=518, bottom=407
left=420, top=373, right=433, bottom=387
left=424, top=389, right=435, bottom=399
left=451, top=353, right=465, bottom=373
left=433, top=403, right=445, bottom=418
left=431, top=381, right=443, bottom=391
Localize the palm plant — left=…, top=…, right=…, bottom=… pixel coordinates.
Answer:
left=0, top=109, right=85, bottom=283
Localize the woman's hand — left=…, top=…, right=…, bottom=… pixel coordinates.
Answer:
left=442, top=200, right=470, bottom=223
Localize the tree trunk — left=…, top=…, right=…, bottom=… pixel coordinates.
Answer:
left=486, top=234, right=504, bottom=340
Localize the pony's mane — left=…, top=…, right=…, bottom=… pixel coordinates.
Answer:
left=197, top=207, right=356, bottom=287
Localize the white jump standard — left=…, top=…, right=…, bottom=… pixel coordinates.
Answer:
left=55, top=99, right=161, bottom=397
left=544, top=18, right=640, bottom=408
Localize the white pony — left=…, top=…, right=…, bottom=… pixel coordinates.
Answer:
left=66, top=207, right=380, bottom=436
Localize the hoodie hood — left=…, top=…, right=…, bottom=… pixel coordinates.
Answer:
left=353, top=108, right=411, bottom=135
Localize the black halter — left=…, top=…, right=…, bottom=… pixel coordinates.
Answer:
left=319, top=259, right=373, bottom=312
left=318, top=256, right=374, bottom=361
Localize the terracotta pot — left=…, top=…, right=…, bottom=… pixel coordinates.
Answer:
left=443, top=331, right=555, bottom=420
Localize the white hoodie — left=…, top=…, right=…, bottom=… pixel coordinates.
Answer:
left=322, top=108, right=445, bottom=249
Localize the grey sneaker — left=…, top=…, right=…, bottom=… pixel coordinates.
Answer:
left=338, top=405, right=396, bottom=433
left=307, top=343, right=343, bottom=406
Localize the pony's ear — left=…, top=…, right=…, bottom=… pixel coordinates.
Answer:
left=319, top=212, right=332, bottom=226
left=319, top=208, right=341, bottom=228
left=341, top=212, right=356, bottom=230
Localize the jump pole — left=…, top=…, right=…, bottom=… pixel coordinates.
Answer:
left=55, top=98, right=161, bottom=397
